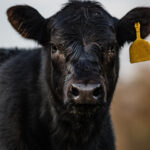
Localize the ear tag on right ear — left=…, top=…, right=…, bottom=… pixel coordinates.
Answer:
left=129, top=22, right=150, bottom=63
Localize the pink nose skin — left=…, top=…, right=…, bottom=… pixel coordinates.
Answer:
left=68, top=83, right=103, bottom=104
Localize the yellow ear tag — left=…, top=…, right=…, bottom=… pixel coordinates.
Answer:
left=129, top=22, right=150, bottom=63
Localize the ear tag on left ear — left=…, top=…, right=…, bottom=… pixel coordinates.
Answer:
left=129, top=22, right=150, bottom=63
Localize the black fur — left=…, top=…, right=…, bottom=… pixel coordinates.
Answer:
left=0, top=48, right=22, bottom=65
left=1, top=1, right=150, bottom=150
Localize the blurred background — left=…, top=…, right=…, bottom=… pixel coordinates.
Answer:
left=0, top=0, right=150, bottom=150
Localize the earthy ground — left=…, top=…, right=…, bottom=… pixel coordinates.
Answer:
left=111, top=67, right=150, bottom=150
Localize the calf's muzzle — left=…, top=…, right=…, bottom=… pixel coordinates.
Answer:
left=68, top=83, right=103, bottom=104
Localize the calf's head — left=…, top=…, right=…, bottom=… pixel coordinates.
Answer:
left=7, top=1, right=150, bottom=119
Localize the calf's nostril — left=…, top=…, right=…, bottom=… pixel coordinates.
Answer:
left=71, top=86, right=79, bottom=97
left=93, top=87, right=102, bottom=98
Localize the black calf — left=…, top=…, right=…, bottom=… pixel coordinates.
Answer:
left=0, top=1, right=150, bottom=150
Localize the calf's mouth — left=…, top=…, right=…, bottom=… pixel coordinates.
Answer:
left=69, top=104, right=101, bottom=117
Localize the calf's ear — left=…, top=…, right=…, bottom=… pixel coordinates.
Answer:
left=7, top=5, right=48, bottom=45
left=116, top=7, right=150, bottom=46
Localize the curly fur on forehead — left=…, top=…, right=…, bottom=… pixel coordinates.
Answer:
left=50, top=0, right=115, bottom=47
left=64, top=0, right=102, bottom=8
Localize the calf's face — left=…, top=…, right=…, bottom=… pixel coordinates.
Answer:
left=7, top=1, right=150, bottom=118
left=48, top=2, right=119, bottom=116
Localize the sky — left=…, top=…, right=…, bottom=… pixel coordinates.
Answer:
left=0, top=0, right=150, bottom=81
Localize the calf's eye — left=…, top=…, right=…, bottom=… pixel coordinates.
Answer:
left=51, top=43, right=58, bottom=53
left=107, top=46, right=115, bottom=57
left=103, top=45, right=116, bottom=62
left=109, top=46, right=115, bottom=53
